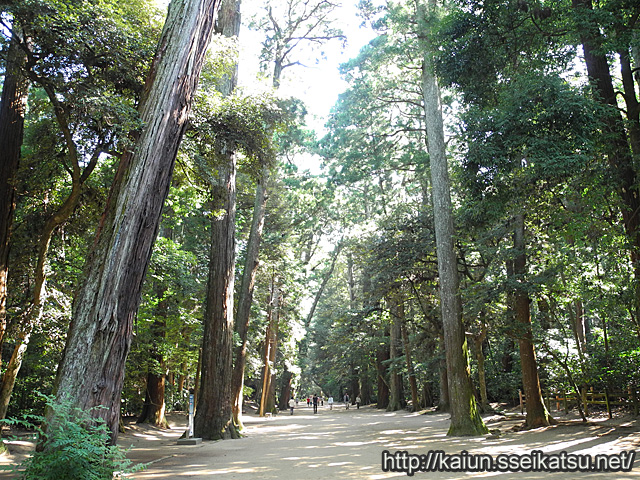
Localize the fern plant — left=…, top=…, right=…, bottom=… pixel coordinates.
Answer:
left=1, top=394, right=145, bottom=479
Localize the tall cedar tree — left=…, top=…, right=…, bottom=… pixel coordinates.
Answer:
left=53, top=0, right=221, bottom=443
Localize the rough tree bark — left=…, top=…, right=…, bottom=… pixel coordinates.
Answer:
left=387, top=296, right=404, bottom=412
left=194, top=0, right=241, bottom=441
left=0, top=30, right=29, bottom=358
left=194, top=160, right=239, bottom=440
left=52, top=0, right=220, bottom=443
left=420, top=0, right=487, bottom=435
left=231, top=172, right=267, bottom=428
left=513, top=214, right=553, bottom=428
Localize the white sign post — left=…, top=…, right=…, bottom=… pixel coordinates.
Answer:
left=188, top=393, right=194, bottom=438
left=177, top=391, right=202, bottom=445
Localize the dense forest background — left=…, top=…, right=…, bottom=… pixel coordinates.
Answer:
left=1, top=0, right=639, bottom=445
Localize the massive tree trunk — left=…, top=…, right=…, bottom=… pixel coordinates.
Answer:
left=513, top=214, right=553, bottom=428
left=52, top=0, right=220, bottom=444
left=194, top=0, right=241, bottom=441
left=231, top=173, right=267, bottom=428
left=0, top=31, right=29, bottom=357
left=194, top=160, right=238, bottom=440
left=420, top=0, right=487, bottom=435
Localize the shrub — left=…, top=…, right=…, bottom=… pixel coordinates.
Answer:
left=1, top=395, right=145, bottom=479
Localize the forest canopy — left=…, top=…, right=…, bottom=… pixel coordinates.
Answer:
left=0, top=0, right=639, bottom=463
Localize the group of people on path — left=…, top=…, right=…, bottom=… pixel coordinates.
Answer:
left=288, top=393, right=361, bottom=415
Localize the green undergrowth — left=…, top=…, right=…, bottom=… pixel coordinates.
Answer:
left=0, top=394, right=146, bottom=479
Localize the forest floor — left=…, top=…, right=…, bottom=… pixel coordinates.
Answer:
left=1, top=404, right=640, bottom=479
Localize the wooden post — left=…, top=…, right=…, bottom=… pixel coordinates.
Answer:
left=519, top=389, right=524, bottom=414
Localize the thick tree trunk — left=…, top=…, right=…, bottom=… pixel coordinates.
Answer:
left=194, top=159, right=238, bottom=440
left=278, top=368, right=292, bottom=410
left=360, top=364, right=372, bottom=405
left=231, top=172, right=268, bottom=428
left=420, top=2, right=487, bottom=434
left=513, top=214, right=553, bottom=428
left=53, top=0, right=220, bottom=444
left=0, top=31, right=29, bottom=356
left=349, top=363, right=360, bottom=404
left=193, top=0, right=241, bottom=441
left=375, top=325, right=390, bottom=409
left=138, top=368, right=168, bottom=428
left=388, top=297, right=404, bottom=411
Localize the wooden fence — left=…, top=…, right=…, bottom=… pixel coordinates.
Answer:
left=518, top=387, right=640, bottom=418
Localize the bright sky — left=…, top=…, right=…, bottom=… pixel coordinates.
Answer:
left=236, top=1, right=376, bottom=133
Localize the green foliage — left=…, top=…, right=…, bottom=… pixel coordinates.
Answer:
left=189, top=91, right=300, bottom=183
left=1, top=395, right=144, bottom=479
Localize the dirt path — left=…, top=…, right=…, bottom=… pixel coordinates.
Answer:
left=124, top=405, right=640, bottom=479
left=2, top=405, right=640, bottom=479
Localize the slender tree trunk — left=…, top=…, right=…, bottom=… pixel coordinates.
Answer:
left=52, top=0, right=220, bottom=444
left=513, top=214, right=553, bottom=428
left=259, top=278, right=278, bottom=416
left=0, top=30, right=29, bottom=356
left=420, top=0, right=487, bottom=435
left=232, top=172, right=268, bottom=428
left=375, top=325, right=390, bottom=409
left=402, top=321, right=419, bottom=412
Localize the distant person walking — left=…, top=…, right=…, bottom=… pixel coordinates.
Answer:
left=289, top=397, right=295, bottom=415
left=328, top=396, right=334, bottom=410
left=344, top=393, right=350, bottom=410
left=313, top=394, right=319, bottom=414
left=356, top=395, right=361, bottom=409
